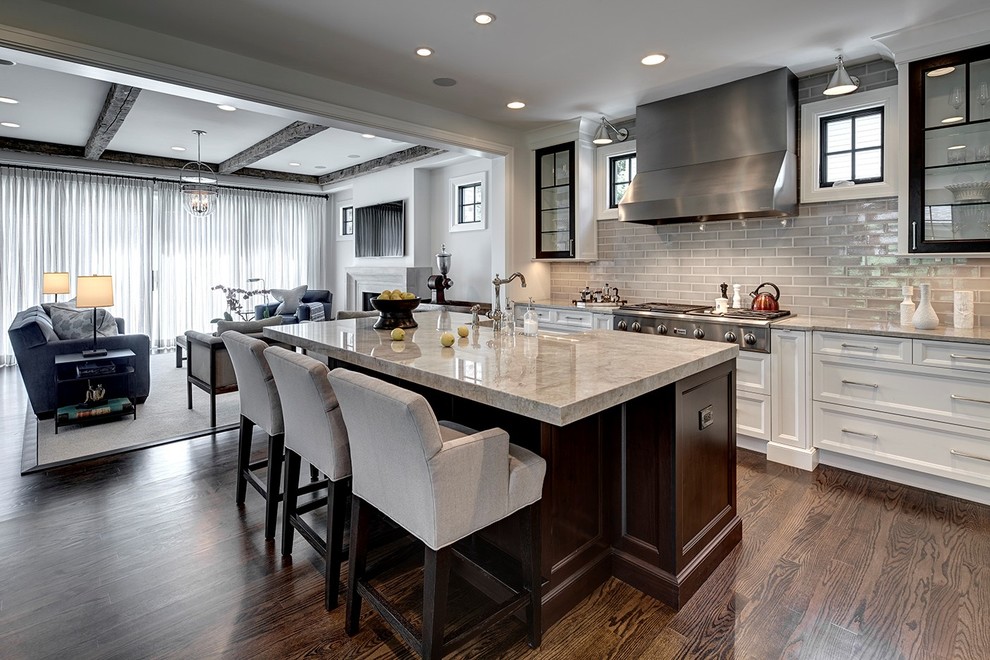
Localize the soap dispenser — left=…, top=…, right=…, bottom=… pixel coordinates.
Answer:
left=523, top=298, right=539, bottom=336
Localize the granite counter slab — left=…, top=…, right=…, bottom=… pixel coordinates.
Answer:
left=265, top=312, right=737, bottom=427
left=772, top=315, right=990, bottom=345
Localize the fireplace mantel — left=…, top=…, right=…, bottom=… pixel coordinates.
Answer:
left=345, top=266, right=432, bottom=310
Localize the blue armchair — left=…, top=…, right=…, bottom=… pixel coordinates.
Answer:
left=254, top=289, right=333, bottom=324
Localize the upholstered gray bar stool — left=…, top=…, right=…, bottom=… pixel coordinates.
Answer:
left=328, top=368, right=546, bottom=660
left=221, top=331, right=285, bottom=540
left=264, top=346, right=351, bottom=610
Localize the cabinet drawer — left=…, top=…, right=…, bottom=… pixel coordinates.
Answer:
left=814, top=402, right=990, bottom=487
left=813, top=331, right=911, bottom=363
left=914, top=339, right=990, bottom=374
left=813, top=355, right=990, bottom=431
left=549, top=309, right=593, bottom=329
left=737, top=352, right=770, bottom=395
left=737, top=391, right=770, bottom=441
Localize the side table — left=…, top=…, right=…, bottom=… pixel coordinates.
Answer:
left=54, top=349, right=137, bottom=434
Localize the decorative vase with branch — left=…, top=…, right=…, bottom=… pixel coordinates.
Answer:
left=211, top=285, right=269, bottom=323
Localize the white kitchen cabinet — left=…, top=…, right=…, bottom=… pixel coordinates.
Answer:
left=735, top=352, right=773, bottom=447
left=513, top=304, right=614, bottom=333
left=593, top=314, right=614, bottom=330
left=767, top=329, right=816, bottom=470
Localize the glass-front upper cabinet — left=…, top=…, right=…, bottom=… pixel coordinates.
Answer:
left=535, top=142, right=575, bottom=259
left=909, top=44, right=990, bottom=252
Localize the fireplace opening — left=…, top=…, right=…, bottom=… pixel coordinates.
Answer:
left=361, top=292, right=380, bottom=311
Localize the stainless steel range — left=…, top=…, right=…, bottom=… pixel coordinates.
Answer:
left=612, top=302, right=792, bottom=353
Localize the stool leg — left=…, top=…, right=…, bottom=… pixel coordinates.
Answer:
left=422, top=545, right=452, bottom=660
left=345, top=496, right=370, bottom=636
left=281, top=450, right=301, bottom=556
left=265, top=433, right=285, bottom=540
left=209, top=393, right=217, bottom=428
left=187, top=381, right=192, bottom=410
left=310, top=464, right=320, bottom=482
left=235, top=416, right=254, bottom=504
left=520, top=503, right=542, bottom=649
left=326, top=478, right=348, bottom=611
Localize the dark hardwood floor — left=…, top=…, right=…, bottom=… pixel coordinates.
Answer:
left=2, top=363, right=989, bottom=659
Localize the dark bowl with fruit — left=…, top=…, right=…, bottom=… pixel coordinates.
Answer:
left=370, top=296, right=421, bottom=329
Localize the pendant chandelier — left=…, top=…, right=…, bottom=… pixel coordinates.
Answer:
left=180, top=129, right=218, bottom=217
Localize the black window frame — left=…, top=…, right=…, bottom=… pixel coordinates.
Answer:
left=456, top=182, right=482, bottom=225
left=341, top=205, right=354, bottom=236
left=608, top=153, right=636, bottom=208
left=819, top=107, right=885, bottom=188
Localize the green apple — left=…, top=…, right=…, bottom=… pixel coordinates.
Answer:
left=440, top=331, right=455, bottom=347
left=390, top=327, right=405, bottom=341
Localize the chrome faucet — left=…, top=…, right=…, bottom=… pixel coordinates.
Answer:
left=488, top=272, right=527, bottom=332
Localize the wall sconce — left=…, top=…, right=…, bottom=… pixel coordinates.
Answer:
left=592, top=116, right=629, bottom=145
left=823, top=55, right=860, bottom=96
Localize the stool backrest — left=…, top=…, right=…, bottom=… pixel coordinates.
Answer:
left=265, top=347, right=350, bottom=481
left=327, top=368, right=444, bottom=538
left=221, top=330, right=284, bottom=435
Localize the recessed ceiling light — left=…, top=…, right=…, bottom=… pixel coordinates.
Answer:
left=506, top=101, right=526, bottom=109
left=1, top=121, right=20, bottom=128
left=288, top=162, right=301, bottom=167
left=433, top=77, right=457, bottom=87
left=641, top=53, right=667, bottom=66
left=348, top=154, right=361, bottom=158
left=927, top=67, right=956, bottom=78
left=171, top=146, right=187, bottom=152
left=216, top=104, right=237, bottom=112
left=0, top=97, right=18, bottom=104
left=474, top=12, right=496, bottom=25
left=361, top=133, right=376, bottom=139
left=942, top=116, right=964, bottom=124
left=416, top=47, right=434, bottom=57
left=947, top=144, right=967, bottom=150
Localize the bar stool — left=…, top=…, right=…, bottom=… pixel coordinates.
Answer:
left=327, top=368, right=546, bottom=660
left=221, top=331, right=285, bottom=540
left=264, top=346, right=351, bottom=610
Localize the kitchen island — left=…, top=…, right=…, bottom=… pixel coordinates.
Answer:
left=265, top=312, right=740, bottom=628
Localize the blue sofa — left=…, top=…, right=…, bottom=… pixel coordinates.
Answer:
left=254, top=289, right=333, bottom=324
left=7, top=305, right=151, bottom=418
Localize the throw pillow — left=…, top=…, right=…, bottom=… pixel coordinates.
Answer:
left=271, top=285, right=308, bottom=315
left=215, top=316, right=283, bottom=336
left=49, top=302, right=119, bottom=340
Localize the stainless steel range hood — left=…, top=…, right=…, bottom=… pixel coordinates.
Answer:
left=619, top=68, right=797, bottom=225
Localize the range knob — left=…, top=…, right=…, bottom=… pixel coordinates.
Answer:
left=743, top=332, right=757, bottom=346
left=693, top=328, right=705, bottom=339
left=724, top=331, right=737, bottom=343
left=657, top=323, right=668, bottom=335
left=616, top=320, right=627, bottom=331
left=631, top=321, right=642, bottom=333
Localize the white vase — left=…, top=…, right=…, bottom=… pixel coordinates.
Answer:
left=899, top=285, right=914, bottom=327
left=912, top=283, right=939, bottom=330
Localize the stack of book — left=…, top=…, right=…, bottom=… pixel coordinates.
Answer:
left=76, top=362, right=116, bottom=378
left=56, top=398, right=133, bottom=423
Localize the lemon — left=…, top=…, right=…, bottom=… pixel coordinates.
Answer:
left=377, top=292, right=391, bottom=300
left=440, top=331, right=455, bottom=347
left=390, top=327, right=405, bottom=341
left=456, top=325, right=469, bottom=338
left=401, top=292, right=417, bottom=300
left=391, top=289, right=403, bottom=297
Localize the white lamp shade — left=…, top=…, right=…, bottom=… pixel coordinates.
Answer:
left=76, top=275, right=114, bottom=308
left=42, top=271, right=70, bottom=295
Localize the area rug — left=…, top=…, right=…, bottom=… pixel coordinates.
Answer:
left=22, top=352, right=240, bottom=473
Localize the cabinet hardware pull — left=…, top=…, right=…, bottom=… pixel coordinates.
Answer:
left=949, top=353, right=990, bottom=362
left=950, top=394, right=990, bottom=405
left=950, top=449, right=990, bottom=463
left=563, top=316, right=584, bottom=322
left=841, top=428, right=879, bottom=439
left=911, top=221, right=917, bottom=251
left=841, top=379, right=878, bottom=388
left=840, top=343, right=879, bottom=351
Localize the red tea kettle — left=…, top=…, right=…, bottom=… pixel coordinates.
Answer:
left=750, top=282, right=781, bottom=311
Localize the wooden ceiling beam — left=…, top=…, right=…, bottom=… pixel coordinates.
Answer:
left=84, top=84, right=141, bottom=160
left=218, top=121, right=328, bottom=174
left=317, top=145, right=447, bottom=185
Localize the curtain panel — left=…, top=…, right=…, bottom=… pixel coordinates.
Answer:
left=1, top=165, right=329, bottom=365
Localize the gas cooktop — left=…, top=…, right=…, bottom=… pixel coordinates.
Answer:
left=619, top=302, right=791, bottom=320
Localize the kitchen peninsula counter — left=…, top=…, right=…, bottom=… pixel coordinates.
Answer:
left=773, top=314, right=990, bottom=344
left=266, top=312, right=741, bottom=627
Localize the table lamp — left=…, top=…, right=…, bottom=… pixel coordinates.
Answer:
left=43, top=271, right=70, bottom=302
left=76, top=275, right=114, bottom=358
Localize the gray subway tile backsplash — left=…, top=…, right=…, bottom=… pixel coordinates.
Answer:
left=550, top=198, right=990, bottom=327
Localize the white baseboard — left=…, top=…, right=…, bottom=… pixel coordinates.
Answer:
left=736, top=434, right=767, bottom=455
left=766, top=442, right=819, bottom=471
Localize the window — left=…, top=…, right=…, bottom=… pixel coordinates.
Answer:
left=457, top=182, right=482, bottom=225
left=608, top=153, right=636, bottom=208
left=819, top=108, right=883, bottom=187
left=799, top=86, right=898, bottom=203
left=449, top=172, right=487, bottom=232
left=340, top=205, right=354, bottom=236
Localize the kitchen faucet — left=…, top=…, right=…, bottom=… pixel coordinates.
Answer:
left=488, top=272, right=527, bottom=332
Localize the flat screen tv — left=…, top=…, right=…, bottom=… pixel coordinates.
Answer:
left=354, top=200, right=405, bottom=257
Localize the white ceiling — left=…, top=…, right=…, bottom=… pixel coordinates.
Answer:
left=1, top=0, right=989, bottom=180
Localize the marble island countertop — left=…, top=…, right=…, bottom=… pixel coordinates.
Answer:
left=773, top=314, right=990, bottom=345
left=266, top=312, right=737, bottom=426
